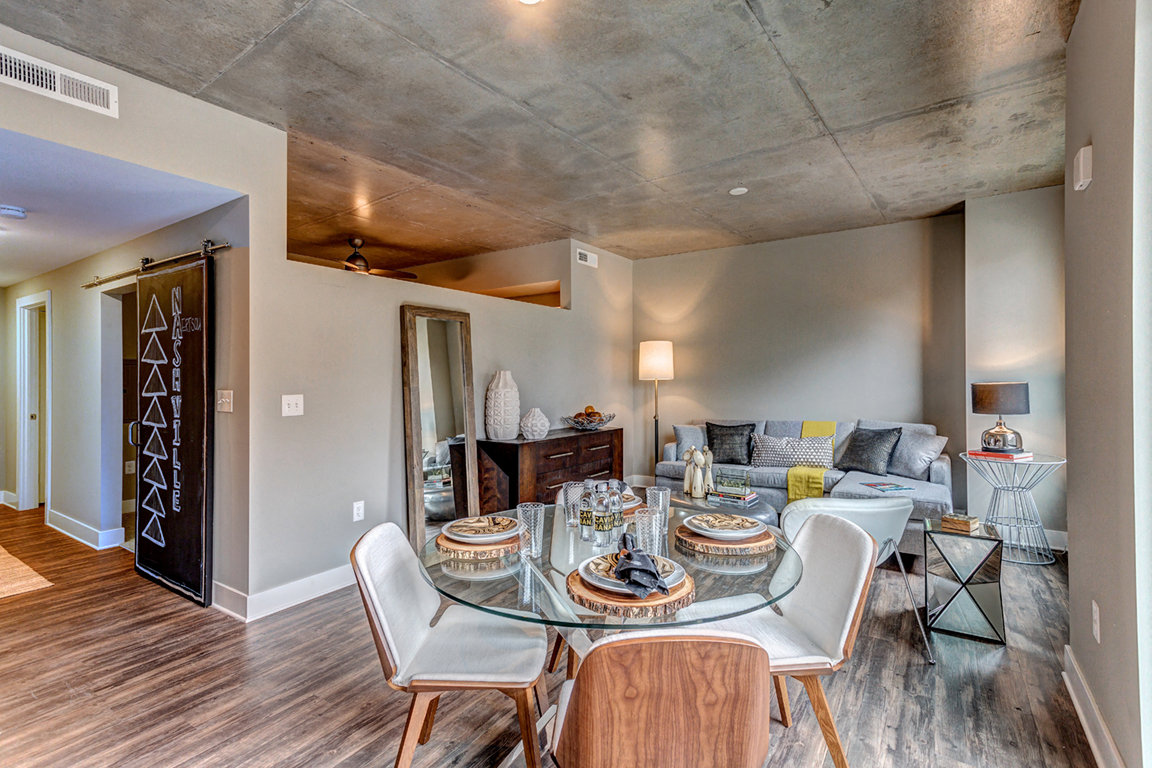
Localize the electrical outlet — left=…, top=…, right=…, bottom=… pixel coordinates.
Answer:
left=1092, top=600, right=1100, bottom=644
left=353, top=500, right=365, bottom=522
left=281, top=394, right=304, bottom=417
left=125, top=460, right=136, bottom=475
left=216, top=389, right=234, bottom=413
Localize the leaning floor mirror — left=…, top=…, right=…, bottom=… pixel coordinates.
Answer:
left=400, top=305, right=480, bottom=548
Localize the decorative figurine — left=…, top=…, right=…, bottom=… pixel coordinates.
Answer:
left=703, top=446, right=715, bottom=494
left=691, top=449, right=706, bottom=498
left=682, top=446, right=696, bottom=494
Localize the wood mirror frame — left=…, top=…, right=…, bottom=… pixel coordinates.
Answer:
left=400, top=305, right=480, bottom=548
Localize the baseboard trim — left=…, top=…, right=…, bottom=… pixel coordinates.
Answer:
left=1063, top=645, right=1126, bottom=768
left=47, top=508, right=125, bottom=550
left=211, top=564, right=356, bottom=623
left=625, top=474, right=655, bottom=488
left=1047, top=529, right=1068, bottom=552
left=1, top=490, right=17, bottom=508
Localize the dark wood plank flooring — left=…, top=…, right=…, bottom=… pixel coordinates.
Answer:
left=0, top=507, right=1094, bottom=767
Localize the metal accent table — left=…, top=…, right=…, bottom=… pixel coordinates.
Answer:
left=960, top=452, right=1066, bottom=565
left=924, top=519, right=1005, bottom=644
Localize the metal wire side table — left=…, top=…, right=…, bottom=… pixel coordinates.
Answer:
left=960, top=452, right=1066, bottom=565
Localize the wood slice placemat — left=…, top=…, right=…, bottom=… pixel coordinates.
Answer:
left=674, top=525, right=777, bottom=556
left=435, top=533, right=520, bottom=561
left=566, top=569, right=695, bottom=618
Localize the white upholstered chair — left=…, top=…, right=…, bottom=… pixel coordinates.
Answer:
left=678, top=513, right=877, bottom=768
left=780, top=496, right=934, bottom=664
left=551, top=630, right=774, bottom=768
left=351, top=522, right=550, bottom=768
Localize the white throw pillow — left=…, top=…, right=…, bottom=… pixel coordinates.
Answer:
left=751, top=434, right=834, bottom=469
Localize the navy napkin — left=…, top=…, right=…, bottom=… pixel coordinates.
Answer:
left=613, top=533, right=669, bottom=598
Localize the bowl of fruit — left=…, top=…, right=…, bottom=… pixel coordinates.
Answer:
left=562, top=406, right=616, bottom=431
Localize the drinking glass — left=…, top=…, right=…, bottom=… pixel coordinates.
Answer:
left=517, top=502, right=546, bottom=558
left=561, top=481, right=585, bottom=527
left=633, top=508, right=664, bottom=554
left=646, top=485, right=671, bottom=536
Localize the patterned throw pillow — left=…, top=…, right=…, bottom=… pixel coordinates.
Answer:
left=835, top=427, right=903, bottom=475
left=705, top=422, right=756, bottom=465
left=751, top=434, right=834, bottom=469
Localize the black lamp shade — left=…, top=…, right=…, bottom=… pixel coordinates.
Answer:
left=971, top=382, right=1030, bottom=415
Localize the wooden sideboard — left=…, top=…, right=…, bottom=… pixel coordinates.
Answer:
left=470, top=427, right=624, bottom=514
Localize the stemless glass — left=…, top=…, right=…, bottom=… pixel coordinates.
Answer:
left=646, top=485, right=671, bottom=536
left=633, top=507, right=664, bottom=554
left=561, top=481, right=585, bottom=527
left=517, top=502, right=546, bottom=557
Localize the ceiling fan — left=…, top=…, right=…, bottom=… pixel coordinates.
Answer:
left=343, top=238, right=418, bottom=280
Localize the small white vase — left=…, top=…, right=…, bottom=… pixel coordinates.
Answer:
left=520, top=408, right=550, bottom=440
left=484, top=371, right=520, bottom=440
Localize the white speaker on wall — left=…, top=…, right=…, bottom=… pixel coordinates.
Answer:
left=1073, top=145, right=1093, bottom=191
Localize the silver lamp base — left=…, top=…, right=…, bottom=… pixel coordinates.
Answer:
left=981, top=420, right=1023, bottom=453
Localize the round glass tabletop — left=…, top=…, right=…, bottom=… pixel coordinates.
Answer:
left=959, top=451, right=1066, bottom=465
left=418, top=504, right=802, bottom=630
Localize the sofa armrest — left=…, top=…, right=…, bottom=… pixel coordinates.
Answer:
left=663, top=442, right=677, bottom=462
left=930, top=452, right=952, bottom=492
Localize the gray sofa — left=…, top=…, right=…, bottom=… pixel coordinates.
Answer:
left=656, top=419, right=953, bottom=556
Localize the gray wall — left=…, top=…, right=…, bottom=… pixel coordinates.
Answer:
left=631, top=217, right=968, bottom=483
left=1065, top=0, right=1147, bottom=763
left=244, top=239, right=633, bottom=594
left=965, top=186, right=1067, bottom=532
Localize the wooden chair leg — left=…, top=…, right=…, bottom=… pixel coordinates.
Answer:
left=534, top=672, right=549, bottom=714
left=512, top=687, right=543, bottom=768
left=395, top=692, right=437, bottom=768
left=418, top=694, right=441, bottom=745
left=798, top=675, right=849, bottom=768
left=566, top=646, right=579, bottom=680
left=773, top=675, right=792, bottom=727
left=548, top=635, right=567, bottom=674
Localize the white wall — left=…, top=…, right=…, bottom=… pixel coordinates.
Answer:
left=631, top=217, right=968, bottom=482
left=965, top=186, right=1067, bottom=532
left=409, top=238, right=572, bottom=308
left=244, top=239, right=633, bottom=594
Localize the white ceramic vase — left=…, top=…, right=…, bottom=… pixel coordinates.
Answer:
left=484, top=370, right=520, bottom=440
left=520, top=408, right=550, bottom=440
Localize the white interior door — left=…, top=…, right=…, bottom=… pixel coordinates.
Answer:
left=16, top=292, right=50, bottom=513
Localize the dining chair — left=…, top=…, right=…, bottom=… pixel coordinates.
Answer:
left=677, top=513, right=876, bottom=768
left=550, top=630, right=774, bottom=768
left=351, top=522, right=550, bottom=768
left=780, top=496, right=934, bottom=664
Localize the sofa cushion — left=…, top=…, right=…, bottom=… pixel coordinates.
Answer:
left=857, top=419, right=937, bottom=435
left=830, top=471, right=953, bottom=519
left=706, top=422, right=756, bottom=465
left=765, top=421, right=803, bottom=438
left=673, top=424, right=708, bottom=459
left=751, top=434, right=834, bottom=469
left=836, top=427, right=902, bottom=475
left=888, top=431, right=948, bottom=481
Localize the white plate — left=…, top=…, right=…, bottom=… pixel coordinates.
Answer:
left=621, top=491, right=644, bottom=509
left=578, top=553, right=685, bottom=595
left=684, top=513, right=767, bottom=541
left=442, top=516, right=522, bottom=544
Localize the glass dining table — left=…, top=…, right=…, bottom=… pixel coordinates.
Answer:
left=418, top=503, right=803, bottom=631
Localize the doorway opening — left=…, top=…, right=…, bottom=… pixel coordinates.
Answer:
left=120, top=291, right=138, bottom=552
left=15, top=291, right=51, bottom=516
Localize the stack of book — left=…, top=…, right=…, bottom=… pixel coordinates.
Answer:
left=940, top=512, right=980, bottom=534
left=707, top=490, right=759, bottom=508
left=968, top=449, right=1033, bottom=461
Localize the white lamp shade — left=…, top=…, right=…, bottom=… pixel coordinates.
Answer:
left=639, top=340, right=674, bottom=380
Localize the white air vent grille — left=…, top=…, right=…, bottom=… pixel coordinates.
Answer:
left=576, top=248, right=598, bottom=268
left=0, top=44, right=118, bottom=117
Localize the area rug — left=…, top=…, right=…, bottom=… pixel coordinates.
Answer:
left=0, top=544, right=52, bottom=599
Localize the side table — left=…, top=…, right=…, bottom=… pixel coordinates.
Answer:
left=960, top=452, right=1066, bottom=565
left=924, top=519, right=1005, bottom=644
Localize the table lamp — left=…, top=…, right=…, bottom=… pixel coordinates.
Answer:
left=971, top=381, right=1030, bottom=452
left=639, top=341, right=674, bottom=473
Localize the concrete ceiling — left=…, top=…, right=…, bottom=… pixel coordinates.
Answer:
left=0, top=0, right=1077, bottom=265
left=0, top=128, right=242, bottom=286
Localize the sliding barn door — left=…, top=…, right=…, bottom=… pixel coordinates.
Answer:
left=134, top=258, right=215, bottom=606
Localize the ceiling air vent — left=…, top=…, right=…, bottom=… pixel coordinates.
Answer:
left=0, top=44, right=118, bottom=117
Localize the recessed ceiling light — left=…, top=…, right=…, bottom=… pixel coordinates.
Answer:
left=728, top=187, right=748, bottom=196
left=519, top=0, right=543, bottom=4
left=0, top=205, right=28, bottom=219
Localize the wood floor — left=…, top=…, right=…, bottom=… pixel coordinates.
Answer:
left=0, top=506, right=1094, bottom=767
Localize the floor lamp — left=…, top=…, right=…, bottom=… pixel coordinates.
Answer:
left=639, top=341, right=674, bottom=477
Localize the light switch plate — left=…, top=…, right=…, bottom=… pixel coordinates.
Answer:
left=217, top=389, right=234, bottom=413
left=282, top=394, right=304, bottom=417
left=353, top=500, right=365, bottom=522
left=125, top=460, right=136, bottom=475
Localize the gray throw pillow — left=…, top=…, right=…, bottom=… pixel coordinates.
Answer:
left=836, top=427, right=903, bottom=475
left=888, top=431, right=948, bottom=481
left=706, top=422, right=756, bottom=465
left=674, top=424, right=708, bottom=460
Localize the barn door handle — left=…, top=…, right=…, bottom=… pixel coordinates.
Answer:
left=128, top=421, right=141, bottom=447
